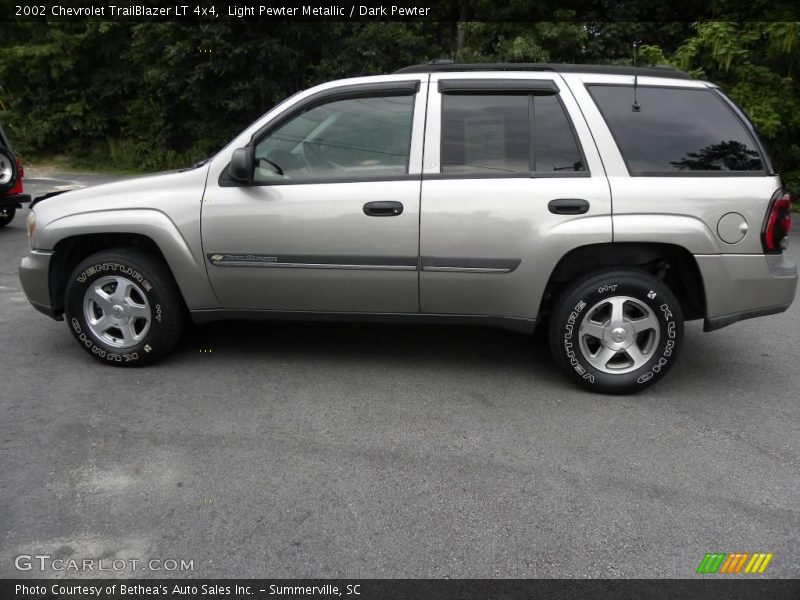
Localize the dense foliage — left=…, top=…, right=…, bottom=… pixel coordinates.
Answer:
left=1, top=18, right=798, bottom=203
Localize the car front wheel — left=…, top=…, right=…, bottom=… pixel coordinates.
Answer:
left=64, top=249, right=185, bottom=366
left=549, top=269, right=684, bottom=394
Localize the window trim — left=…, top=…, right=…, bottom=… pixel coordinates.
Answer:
left=528, top=94, right=535, bottom=172
left=424, top=171, right=591, bottom=181
left=438, top=78, right=559, bottom=94
left=220, top=80, right=421, bottom=187
left=437, top=91, right=589, bottom=180
left=250, top=80, right=420, bottom=144
left=586, top=83, right=768, bottom=177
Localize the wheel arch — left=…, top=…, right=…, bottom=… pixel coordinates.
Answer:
left=44, top=211, right=219, bottom=316
left=539, top=242, right=706, bottom=322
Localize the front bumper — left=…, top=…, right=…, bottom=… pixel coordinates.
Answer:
left=19, top=249, right=59, bottom=319
left=696, top=253, right=798, bottom=332
left=0, top=193, right=30, bottom=208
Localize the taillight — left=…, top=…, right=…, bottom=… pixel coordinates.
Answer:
left=8, top=159, right=24, bottom=195
left=761, top=190, right=792, bottom=253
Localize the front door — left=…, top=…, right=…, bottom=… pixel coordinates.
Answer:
left=201, top=79, right=427, bottom=313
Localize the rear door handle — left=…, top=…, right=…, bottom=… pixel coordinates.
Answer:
left=363, top=201, right=403, bottom=217
left=548, top=198, right=590, bottom=215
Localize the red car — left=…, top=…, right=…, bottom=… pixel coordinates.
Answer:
left=0, top=123, right=30, bottom=227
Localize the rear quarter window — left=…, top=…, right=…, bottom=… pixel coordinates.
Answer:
left=587, top=85, right=766, bottom=176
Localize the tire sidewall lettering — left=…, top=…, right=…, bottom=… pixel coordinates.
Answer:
left=76, top=261, right=153, bottom=293
left=563, top=298, right=595, bottom=384
left=636, top=300, right=679, bottom=384
left=75, top=330, right=142, bottom=363
left=597, top=284, right=618, bottom=294
left=71, top=261, right=162, bottom=364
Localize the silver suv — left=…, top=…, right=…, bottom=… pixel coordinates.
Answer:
left=19, top=63, right=797, bottom=393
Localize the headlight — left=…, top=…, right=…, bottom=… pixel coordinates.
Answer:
left=26, top=210, right=36, bottom=247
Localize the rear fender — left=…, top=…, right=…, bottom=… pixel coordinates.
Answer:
left=613, top=214, right=721, bottom=255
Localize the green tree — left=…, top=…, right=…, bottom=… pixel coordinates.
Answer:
left=641, top=22, right=800, bottom=204
left=2, top=15, right=799, bottom=206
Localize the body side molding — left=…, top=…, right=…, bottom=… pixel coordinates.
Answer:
left=207, top=253, right=522, bottom=274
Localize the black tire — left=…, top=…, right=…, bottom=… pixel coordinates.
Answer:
left=0, top=207, right=16, bottom=228
left=64, top=249, right=185, bottom=366
left=549, top=269, right=684, bottom=394
left=0, top=147, right=17, bottom=193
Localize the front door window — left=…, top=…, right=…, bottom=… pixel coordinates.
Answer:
left=254, top=94, right=415, bottom=183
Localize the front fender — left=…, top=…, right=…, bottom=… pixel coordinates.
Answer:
left=39, top=209, right=220, bottom=310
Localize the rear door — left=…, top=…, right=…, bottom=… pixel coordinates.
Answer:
left=419, top=73, right=612, bottom=321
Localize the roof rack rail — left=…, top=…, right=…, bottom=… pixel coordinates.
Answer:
left=394, top=62, right=692, bottom=80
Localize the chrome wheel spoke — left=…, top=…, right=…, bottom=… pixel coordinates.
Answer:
left=111, top=278, right=133, bottom=303
left=592, top=346, right=618, bottom=368
left=126, top=303, right=150, bottom=320
left=89, top=314, right=114, bottom=332
left=608, top=297, right=626, bottom=323
left=631, top=313, right=658, bottom=334
left=90, top=287, right=113, bottom=310
left=625, top=344, right=647, bottom=367
left=580, top=321, right=606, bottom=340
left=117, top=321, right=137, bottom=344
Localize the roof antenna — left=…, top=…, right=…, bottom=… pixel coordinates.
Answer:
left=632, top=41, right=641, bottom=112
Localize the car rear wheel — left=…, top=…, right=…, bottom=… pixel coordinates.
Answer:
left=0, top=207, right=15, bottom=227
left=64, top=249, right=185, bottom=366
left=549, top=269, right=684, bottom=394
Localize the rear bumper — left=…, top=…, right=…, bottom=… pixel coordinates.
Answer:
left=696, top=253, right=798, bottom=332
left=19, top=249, right=59, bottom=319
left=0, top=193, right=30, bottom=208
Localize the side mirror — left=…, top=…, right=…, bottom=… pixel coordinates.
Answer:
left=229, top=147, right=254, bottom=183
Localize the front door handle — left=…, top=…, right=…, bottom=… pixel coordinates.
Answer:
left=363, top=201, right=403, bottom=217
left=548, top=198, right=590, bottom=215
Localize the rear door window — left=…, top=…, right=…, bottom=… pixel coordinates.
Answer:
left=441, top=94, right=530, bottom=174
left=533, top=94, right=585, bottom=173
left=587, top=85, right=765, bottom=175
left=441, top=92, right=585, bottom=175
